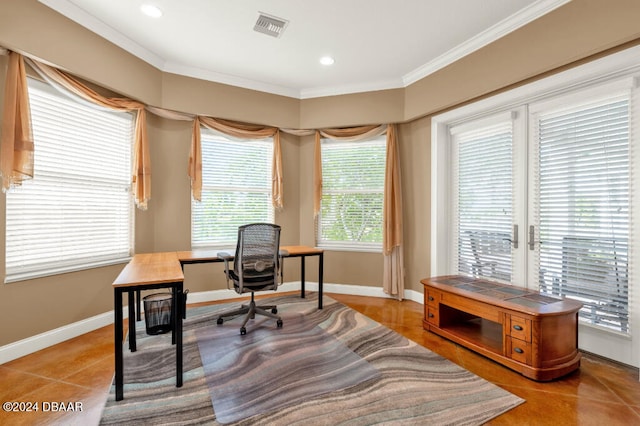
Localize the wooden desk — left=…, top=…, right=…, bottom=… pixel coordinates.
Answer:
left=112, top=252, right=184, bottom=401
left=113, top=245, right=324, bottom=400
left=421, top=275, right=583, bottom=381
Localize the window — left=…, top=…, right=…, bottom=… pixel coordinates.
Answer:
left=451, top=116, right=514, bottom=282
left=318, top=136, right=386, bottom=250
left=5, top=79, right=133, bottom=282
left=191, top=130, right=274, bottom=249
left=432, top=45, right=640, bottom=366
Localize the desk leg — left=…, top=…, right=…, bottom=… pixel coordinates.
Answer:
left=171, top=288, right=177, bottom=345
left=128, top=291, right=136, bottom=352
left=114, top=289, right=124, bottom=401
left=318, top=253, right=323, bottom=309
left=175, top=284, right=183, bottom=388
left=136, top=290, right=141, bottom=321
left=300, top=256, right=306, bottom=298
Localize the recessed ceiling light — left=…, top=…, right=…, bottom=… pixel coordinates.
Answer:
left=140, top=4, right=163, bottom=18
left=320, top=56, right=335, bottom=66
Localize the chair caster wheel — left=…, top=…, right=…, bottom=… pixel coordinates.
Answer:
left=271, top=308, right=278, bottom=314
left=240, top=327, right=247, bottom=335
left=276, top=319, right=283, bottom=328
left=217, top=317, right=223, bottom=325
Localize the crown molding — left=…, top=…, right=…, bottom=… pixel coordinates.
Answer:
left=163, top=61, right=302, bottom=99
left=403, top=0, right=571, bottom=87
left=299, top=78, right=405, bottom=99
left=39, top=0, right=571, bottom=99
left=39, top=0, right=167, bottom=69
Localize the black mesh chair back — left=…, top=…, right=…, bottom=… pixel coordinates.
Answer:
left=217, top=223, right=283, bottom=335
left=232, top=223, right=281, bottom=292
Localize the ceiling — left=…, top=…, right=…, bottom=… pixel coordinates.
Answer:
left=39, top=0, right=569, bottom=99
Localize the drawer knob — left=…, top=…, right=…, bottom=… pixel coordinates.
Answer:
left=428, top=296, right=434, bottom=301
left=429, top=313, right=434, bottom=318
left=514, top=347, right=524, bottom=354
left=513, top=325, right=523, bottom=331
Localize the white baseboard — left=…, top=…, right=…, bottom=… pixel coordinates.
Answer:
left=0, top=311, right=117, bottom=365
left=0, top=282, right=423, bottom=364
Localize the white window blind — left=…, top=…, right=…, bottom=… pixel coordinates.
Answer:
left=318, top=137, right=386, bottom=250
left=532, top=93, right=630, bottom=334
left=5, top=79, right=133, bottom=282
left=191, top=131, right=273, bottom=249
left=452, top=119, right=514, bottom=282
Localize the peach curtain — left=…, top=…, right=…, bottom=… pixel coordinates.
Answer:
left=382, top=124, right=404, bottom=300
left=25, top=58, right=151, bottom=209
left=189, top=116, right=283, bottom=210
left=313, top=124, right=404, bottom=299
left=1, top=51, right=34, bottom=191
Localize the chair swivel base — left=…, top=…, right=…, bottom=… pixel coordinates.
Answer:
left=216, top=293, right=283, bottom=335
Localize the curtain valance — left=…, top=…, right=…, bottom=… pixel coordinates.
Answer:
left=24, top=56, right=151, bottom=210
left=189, top=116, right=283, bottom=210
left=1, top=49, right=404, bottom=298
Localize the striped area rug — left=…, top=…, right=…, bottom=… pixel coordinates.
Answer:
left=100, top=294, right=523, bottom=425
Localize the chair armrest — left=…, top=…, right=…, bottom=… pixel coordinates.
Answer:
left=217, top=251, right=233, bottom=259
left=277, top=251, right=287, bottom=285
left=217, top=252, right=233, bottom=289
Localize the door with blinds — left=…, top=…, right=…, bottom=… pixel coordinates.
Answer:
left=447, top=79, right=637, bottom=364
left=450, top=112, right=525, bottom=284
left=528, top=82, right=635, bottom=363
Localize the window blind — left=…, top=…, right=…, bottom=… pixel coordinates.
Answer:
left=5, top=79, right=133, bottom=282
left=533, top=94, right=630, bottom=333
left=191, top=131, right=273, bottom=249
left=452, top=120, right=513, bottom=282
left=318, top=138, right=386, bottom=250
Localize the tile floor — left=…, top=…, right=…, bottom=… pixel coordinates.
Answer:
left=1, top=292, right=639, bottom=425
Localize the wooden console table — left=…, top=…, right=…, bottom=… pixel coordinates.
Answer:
left=421, top=275, right=583, bottom=381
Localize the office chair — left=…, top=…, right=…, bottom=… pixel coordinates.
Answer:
left=216, top=223, right=284, bottom=335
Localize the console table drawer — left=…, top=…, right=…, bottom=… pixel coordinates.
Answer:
left=507, top=337, right=532, bottom=365
left=507, top=315, right=532, bottom=342
left=426, top=289, right=441, bottom=307
left=426, top=307, right=439, bottom=325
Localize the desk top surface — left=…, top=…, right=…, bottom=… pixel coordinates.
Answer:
left=114, top=246, right=322, bottom=287
left=177, top=245, right=323, bottom=262
left=422, top=275, right=583, bottom=316
left=113, top=252, right=183, bottom=287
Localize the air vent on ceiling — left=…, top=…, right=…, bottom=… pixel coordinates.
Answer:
left=254, top=12, right=289, bottom=38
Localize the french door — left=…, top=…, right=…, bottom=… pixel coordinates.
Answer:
left=527, top=82, right=634, bottom=364
left=446, top=78, right=637, bottom=366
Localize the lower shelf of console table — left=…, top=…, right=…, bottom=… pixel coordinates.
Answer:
left=421, top=275, right=583, bottom=381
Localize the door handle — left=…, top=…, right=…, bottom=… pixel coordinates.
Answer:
left=503, top=224, right=519, bottom=249
left=528, top=225, right=543, bottom=250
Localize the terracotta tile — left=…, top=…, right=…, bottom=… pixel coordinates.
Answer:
left=4, top=327, right=114, bottom=381
left=62, top=355, right=114, bottom=390
left=0, top=379, right=105, bottom=426
left=487, top=385, right=640, bottom=425
left=3, top=293, right=639, bottom=424
left=581, top=354, right=640, bottom=406
left=0, top=366, right=57, bottom=401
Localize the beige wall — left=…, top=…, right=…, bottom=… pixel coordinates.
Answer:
left=1, top=0, right=640, bottom=346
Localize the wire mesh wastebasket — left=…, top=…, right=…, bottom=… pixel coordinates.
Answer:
left=143, top=293, right=173, bottom=335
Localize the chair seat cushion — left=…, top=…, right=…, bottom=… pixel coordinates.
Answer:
left=229, top=270, right=276, bottom=292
